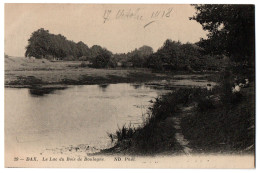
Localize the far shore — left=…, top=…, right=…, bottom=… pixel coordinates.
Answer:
left=5, top=56, right=217, bottom=88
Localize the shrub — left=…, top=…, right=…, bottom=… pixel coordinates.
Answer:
left=108, top=124, right=135, bottom=143
left=197, top=97, right=215, bottom=112
left=107, top=57, right=117, bottom=68
left=63, top=55, right=75, bottom=61
left=91, top=52, right=111, bottom=68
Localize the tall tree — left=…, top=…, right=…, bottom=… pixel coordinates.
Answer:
left=25, top=28, right=92, bottom=60
left=25, top=28, right=51, bottom=58
left=92, top=52, right=112, bottom=68
left=127, top=45, right=153, bottom=67
left=76, top=41, right=90, bottom=57
left=191, top=5, right=255, bottom=64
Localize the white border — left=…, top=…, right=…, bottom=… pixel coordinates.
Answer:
left=0, top=0, right=259, bottom=173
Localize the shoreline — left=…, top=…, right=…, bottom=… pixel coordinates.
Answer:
left=5, top=70, right=217, bottom=89
left=5, top=56, right=217, bottom=88
left=97, top=81, right=255, bottom=156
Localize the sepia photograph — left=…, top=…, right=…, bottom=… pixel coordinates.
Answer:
left=3, top=2, right=256, bottom=168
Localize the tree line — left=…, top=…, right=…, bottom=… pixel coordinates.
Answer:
left=25, top=28, right=222, bottom=71
left=25, top=28, right=112, bottom=64
left=25, top=5, right=254, bottom=71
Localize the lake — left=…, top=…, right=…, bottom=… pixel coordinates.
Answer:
left=5, top=83, right=172, bottom=156
left=5, top=78, right=216, bottom=157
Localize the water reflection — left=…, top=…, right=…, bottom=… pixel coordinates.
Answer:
left=5, top=78, right=214, bottom=156
left=130, top=83, right=143, bottom=89
left=6, top=83, right=168, bottom=155
left=28, top=86, right=67, bottom=96
left=98, top=84, right=110, bottom=92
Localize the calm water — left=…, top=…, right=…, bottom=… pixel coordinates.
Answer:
left=5, top=83, right=170, bottom=156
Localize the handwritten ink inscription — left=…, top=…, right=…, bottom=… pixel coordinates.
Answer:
left=103, top=8, right=174, bottom=28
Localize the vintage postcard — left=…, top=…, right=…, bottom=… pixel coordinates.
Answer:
left=4, top=3, right=255, bottom=168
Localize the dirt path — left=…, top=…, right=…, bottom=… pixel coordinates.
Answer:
left=171, top=106, right=194, bottom=155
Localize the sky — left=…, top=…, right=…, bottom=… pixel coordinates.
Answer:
left=5, top=4, right=208, bottom=57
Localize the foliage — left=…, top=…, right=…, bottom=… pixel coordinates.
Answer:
left=107, top=56, right=118, bottom=68
left=78, top=56, right=88, bottom=61
left=108, top=124, right=135, bottom=143
left=191, top=5, right=255, bottom=65
left=112, top=46, right=153, bottom=68
left=178, top=68, right=255, bottom=153
left=146, top=39, right=222, bottom=71
left=25, top=25, right=235, bottom=72
left=129, top=46, right=153, bottom=67
left=25, top=28, right=109, bottom=62
left=181, top=85, right=254, bottom=152
left=76, top=41, right=90, bottom=58
left=91, top=51, right=112, bottom=68
left=63, top=55, right=76, bottom=61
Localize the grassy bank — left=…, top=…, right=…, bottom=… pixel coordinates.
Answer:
left=181, top=81, right=255, bottom=153
left=101, top=88, right=201, bottom=155
left=101, top=71, right=255, bottom=155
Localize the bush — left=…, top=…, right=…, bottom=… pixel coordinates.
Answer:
left=91, top=52, right=111, bottom=68
left=197, top=97, right=215, bottom=112
left=147, top=54, right=163, bottom=70
left=63, top=55, right=75, bottom=61
left=108, top=124, right=135, bottom=143
left=107, top=57, right=117, bottom=68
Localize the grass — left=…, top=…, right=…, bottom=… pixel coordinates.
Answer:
left=107, top=124, right=136, bottom=143
left=181, top=74, right=255, bottom=153
left=103, top=88, right=201, bottom=155
left=103, top=71, right=255, bottom=155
